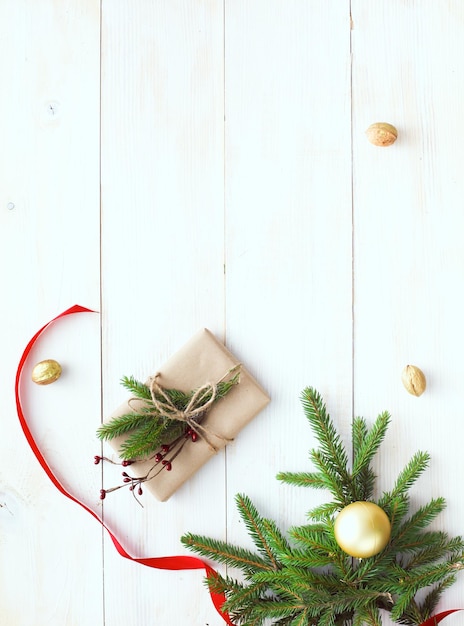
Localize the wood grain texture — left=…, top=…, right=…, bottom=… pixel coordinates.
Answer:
left=0, top=0, right=102, bottom=624
left=2, top=1, right=464, bottom=624
left=352, top=0, right=464, bottom=619
left=100, top=1, right=227, bottom=624
left=223, top=0, right=353, bottom=548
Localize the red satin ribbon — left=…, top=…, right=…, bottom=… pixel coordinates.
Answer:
left=15, top=304, right=233, bottom=626
left=419, top=610, right=462, bottom=626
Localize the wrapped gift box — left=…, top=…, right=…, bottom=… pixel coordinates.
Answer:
left=105, top=328, right=270, bottom=501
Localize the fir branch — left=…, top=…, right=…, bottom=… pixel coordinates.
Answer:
left=221, top=580, right=271, bottom=614
left=307, top=501, right=341, bottom=521
left=216, top=371, right=241, bottom=398
left=300, top=387, right=352, bottom=491
left=118, top=418, right=182, bottom=460
left=391, top=498, right=447, bottom=550
left=418, top=574, right=457, bottom=620
left=236, top=493, right=281, bottom=569
left=379, top=451, right=430, bottom=506
left=402, top=532, right=464, bottom=567
left=261, top=518, right=293, bottom=558
left=280, top=548, right=341, bottom=570
left=161, top=387, right=192, bottom=408
left=96, top=412, right=153, bottom=441
left=382, top=495, right=410, bottom=534
left=204, top=569, right=245, bottom=596
left=289, top=523, right=338, bottom=557
left=182, top=387, right=464, bottom=626
left=351, top=417, right=377, bottom=502
left=399, top=559, right=464, bottom=594
left=246, top=598, right=307, bottom=621
left=397, top=598, right=428, bottom=626
left=276, top=471, right=330, bottom=490
left=180, top=533, right=273, bottom=574
left=352, top=416, right=368, bottom=463
left=287, top=610, right=310, bottom=626
left=309, top=450, right=349, bottom=505
left=120, top=375, right=152, bottom=400
left=352, top=412, right=390, bottom=499
left=390, top=587, right=420, bottom=622
left=353, top=604, right=382, bottom=626
left=252, top=568, right=341, bottom=594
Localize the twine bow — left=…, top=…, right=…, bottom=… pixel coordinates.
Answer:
left=147, top=364, right=241, bottom=452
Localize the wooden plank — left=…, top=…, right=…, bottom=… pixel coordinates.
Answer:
left=223, top=0, right=353, bottom=548
left=352, top=0, right=464, bottom=617
left=0, top=0, right=102, bottom=623
left=100, top=1, right=226, bottom=623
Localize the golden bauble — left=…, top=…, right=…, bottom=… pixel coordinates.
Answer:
left=401, top=364, right=426, bottom=397
left=365, top=122, right=398, bottom=147
left=31, top=359, right=62, bottom=385
left=334, top=501, right=391, bottom=558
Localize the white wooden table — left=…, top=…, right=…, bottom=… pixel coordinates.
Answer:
left=2, top=2, right=464, bottom=624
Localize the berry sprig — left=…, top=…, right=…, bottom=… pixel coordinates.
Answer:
left=95, top=423, right=200, bottom=505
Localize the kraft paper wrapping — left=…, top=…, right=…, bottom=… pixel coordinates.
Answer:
left=105, top=329, right=270, bottom=501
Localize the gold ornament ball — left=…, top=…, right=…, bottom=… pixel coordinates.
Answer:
left=365, top=122, right=398, bottom=147
left=31, top=359, right=62, bottom=385
left=334, top=501, right=391, bottom=558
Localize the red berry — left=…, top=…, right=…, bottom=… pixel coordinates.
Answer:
left=191, top=432, right=198, bottom=442
left=155, top=453, right=163, bottom=463
left=165, top=462, right=172, bottom=471
left=138, top=487, right=143, bottom=496
left=161, top=444, right=170, bottom=453
left=94, top=455, right=101, bottom=464
left=122, top=460, right=133, bottom=467
left=123, top=477, right=131, bottom=483
left=99, top=489, right=106, bottom=500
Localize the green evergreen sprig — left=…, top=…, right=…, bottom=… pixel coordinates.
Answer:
left=181, top=386, right=464, bottom=626
left=97, top=369, right=241, bottom=461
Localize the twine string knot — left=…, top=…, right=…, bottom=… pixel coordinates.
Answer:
left=147, top=365, right=240, bottom=452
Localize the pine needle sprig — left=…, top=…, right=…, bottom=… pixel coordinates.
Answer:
left=352, top=416, right=377, bottom=502
left=390, top=498, right=447, bottom=550
left=222, top=580, right=272, bottom=613
left=205, top=569, right=243, bottom=595
left=353, top=604, right=382, bottom=626
left=275, top=471, right=333, bottom=490
left=351, top=412, right=390, bottom=501
left=236, top=493, right=281, bottom=569
left=261, top=518, right=293, bottom=558
left=306, top=501, right=341, bottom=521
left=403, top=534, right=464, bottom=569
left=307, top=450, right=348, bottom=505
left=120, top=375, right=153, bottom=400
left=288, top=523, right=338, bottom=557
left=118, top=418, right=183, bottom=460
left=181, top=533, right=274, bottom=574
left=299, top=388, right=352, bottom=495
left=97, top=368, right=241, bottom=461
left=181, top=387, right=464, bottom=626
left=379, top=451, right=430, bottom=507
left=417, top=575, right=457, bottom=621
left=96, top=412, right=154, bottom=441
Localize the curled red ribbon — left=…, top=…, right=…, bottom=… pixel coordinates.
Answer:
left=15, top=304, right=233, bottom=625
